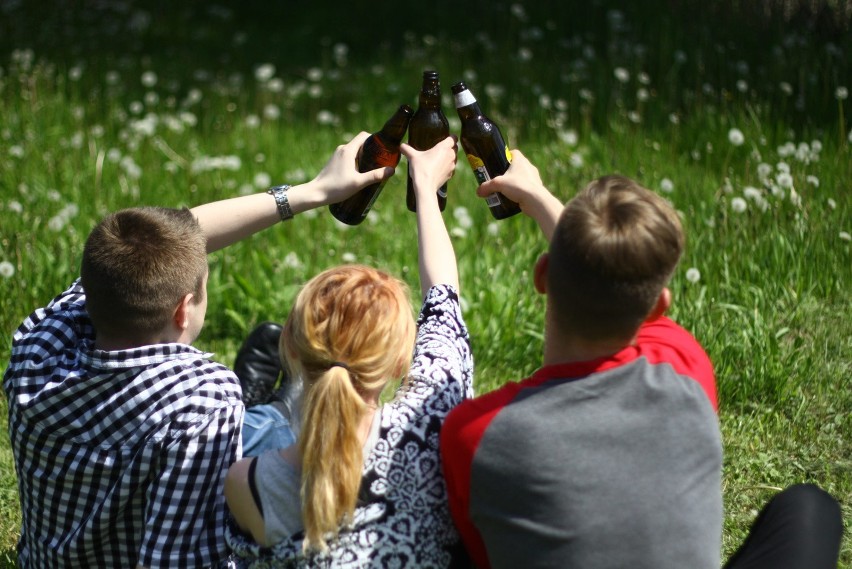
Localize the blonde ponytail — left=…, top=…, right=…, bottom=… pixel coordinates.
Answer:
left=298, top=365, right=366, bottom=550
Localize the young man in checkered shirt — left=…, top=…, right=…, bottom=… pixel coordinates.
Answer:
left=3, top=133, right=392, bottom=569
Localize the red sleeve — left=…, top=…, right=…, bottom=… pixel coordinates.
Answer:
left=637, top=316, right=718, bottom=412
left=441, top=383, right=523, bottom=569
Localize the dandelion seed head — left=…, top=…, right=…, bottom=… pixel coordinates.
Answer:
left=9, top=145, right=24, bottom=158
left=341, top=252, right=357, bottom=263
left=728, top=128, right=745, bottom=146
left=559, top=129, right=578, bottom=146
left=806, top=175, right=819, bottom=187
left=776, top=172, right=794, bottom=189
left=254, top=64, right=275, bottom=83
left=840, top=231, right=851, bottom=242
left=253, top=172, right=271, bottom=189
left=283, top=251, right=302, bottom=269
left=776, top=161, right=791, bottom=174
left=827, top=198, right=836, bottom=210
left=263, top=104, right=281, bottom=120
left=660, top=178, right=674, bottom=193
left=8, top=200, right=23, bottom=214
left=685, top=268, right=701, bottom=284
left=779, top=81, right=793, bottom=95
left=736, top=80, right=748, bottom=93
left=730, top=197, right=747, bottom=213
left=245, top=114, right=260, bottom=129
left=0, top=261, right=14, bottom=278
left=836, top=86, right=848, bottom=100
left=140, top=70, right=157, bottom=87
left=613, top=67, right=630, bottom=84
left=451, top=227, right=467, bottom=239
left=487, top=222, right=499, bottom=236
left=569, top=153, right=584, bottom=168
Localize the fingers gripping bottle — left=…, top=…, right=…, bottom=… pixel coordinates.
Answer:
left=330, top=104, right=413, bottom=225
left=406, top=70, right=450, bottom=212
left=452, top=81, right=521, bottom=220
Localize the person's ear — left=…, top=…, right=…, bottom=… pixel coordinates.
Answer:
left=646, top=287, right=672, bottom=322
left=173, top=293, right=194, bottom=332
left=533, top=253, right=549, bottom=294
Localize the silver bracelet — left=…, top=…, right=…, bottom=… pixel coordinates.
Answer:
left=267, top=185, right=293, bottom=221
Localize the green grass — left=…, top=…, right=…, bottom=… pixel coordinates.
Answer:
left=1, top=1, right=850, bottom=566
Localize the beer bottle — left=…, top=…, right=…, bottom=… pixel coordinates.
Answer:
left=452, top=81, right=521, bottom=219
left=407, top=70, right=450, bottom=212
left=330, top=104, right=413, bottom=225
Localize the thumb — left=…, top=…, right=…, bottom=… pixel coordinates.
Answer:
left=361, top=166, right=394, bottom=186
left=400, top=143, right=416, bottom=159
left=477, top=179, right=496, bottom=198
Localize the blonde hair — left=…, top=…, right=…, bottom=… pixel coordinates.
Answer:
left=547, top=175, right=684, bottom=341
left=281, top=265, right=416, bottom=550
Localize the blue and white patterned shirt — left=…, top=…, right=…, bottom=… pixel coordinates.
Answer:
left=3, top=279, right=244, bottom=568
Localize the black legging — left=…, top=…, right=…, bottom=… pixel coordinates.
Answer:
left=724, top=484, right=843, bottom=569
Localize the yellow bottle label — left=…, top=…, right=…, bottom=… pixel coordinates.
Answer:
left=505, top=146, right=513, bottom=162
left=466, top=154, right=484, bottom=169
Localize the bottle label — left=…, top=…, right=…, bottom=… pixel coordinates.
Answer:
left=454, top=90, right=476, bottom=108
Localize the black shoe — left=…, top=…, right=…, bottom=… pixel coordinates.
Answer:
left=234, top=322, right=283, bottom=407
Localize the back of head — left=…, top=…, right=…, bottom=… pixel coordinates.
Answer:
left=547, top=175, right=684, bottom=342
left=81, top=207, right=208, bottom=344
left=281, top=264, right=416, bottom=551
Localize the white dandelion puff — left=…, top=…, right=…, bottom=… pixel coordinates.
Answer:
left=0, top=261, right=14, bottom=278
left=806, top=175, right=819, bottom=187
left=827, top=198, right=837, bottom=210
left=613, top=67, right=630, bottom=83
left=341, top=252, right=357, bottom=263
left=253, top=172, right=272, bottom=189
left=141, top=71, right=157, bottom=87
left=731, top=197, right=747, bottom=213
left=728, top=128, right=745, bottom=146
left=776, top=172, right=794, bottom=189
left=254, top=64, right=275, bottom=83
left=660, top=178, right=674, bottom=193
left=835, top=86, right=848, bottom=100
left=685, top=268, right=701, bottom=284
left=839, top=231, right=851, bottom=242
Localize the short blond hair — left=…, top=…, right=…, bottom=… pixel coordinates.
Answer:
left=81, top=207, right=208, bottom=342
left=547, top=175, right=684, bottom=341
left=281, top=265, right=416, bottom=551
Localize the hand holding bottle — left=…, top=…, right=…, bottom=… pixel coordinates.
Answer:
left=477, top=149, right=564, bottom=241
left=401, top=136, right=458, bottom=208
left=310, top=131, right=395, bottom=208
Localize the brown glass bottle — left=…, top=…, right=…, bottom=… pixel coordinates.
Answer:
left=452, top=81, right=521, bottom=219
left=407, top=71, right=450, bottom=212
left=330, top=104, right=413, bottom=225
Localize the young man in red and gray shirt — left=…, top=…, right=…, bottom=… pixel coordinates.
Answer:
left=440, top=152, right=842, bottom=569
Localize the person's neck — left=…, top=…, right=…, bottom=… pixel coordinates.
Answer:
left=94, top=329, right=183, bottom=351
left=542, top=322, right=636, bottom=367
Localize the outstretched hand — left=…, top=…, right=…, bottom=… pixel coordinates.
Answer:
left=311, top=132, right=395, bottom=205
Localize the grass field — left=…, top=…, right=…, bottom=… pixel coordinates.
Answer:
left=0, top=1, right=849, bottom=566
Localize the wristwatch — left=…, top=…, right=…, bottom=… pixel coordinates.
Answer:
left=267, top=185, right=293, bottom=221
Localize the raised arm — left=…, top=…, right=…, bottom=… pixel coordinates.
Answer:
left=401, top=137, right=460, bottom=297
left=477, top=149, right=564, bottom=242
left=192, top=132, right=394, bottom=253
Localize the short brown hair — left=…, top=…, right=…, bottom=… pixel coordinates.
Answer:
left=81, top=207, right=208, bottom=343
left=547, top=175, right=684, bottom=341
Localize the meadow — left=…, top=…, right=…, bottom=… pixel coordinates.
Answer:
left=0, top=0, right=849, bottom=566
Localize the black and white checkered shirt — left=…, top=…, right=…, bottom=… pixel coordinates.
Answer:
left=3, top=280, right=244, bottom=568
